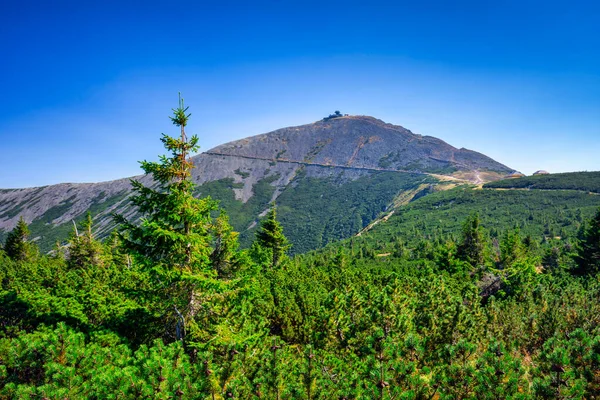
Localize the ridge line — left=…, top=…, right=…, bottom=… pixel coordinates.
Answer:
left=203, top=151, right=467, bottom=181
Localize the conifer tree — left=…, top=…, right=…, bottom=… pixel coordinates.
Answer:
left=115, top=94, right=227, bottom=340
left=473, top=342, right=527, bottom=398
left=491, top=228, right=539, bottom=298
left=116, top=95, right=218, bottom=271
left=457, top=213, right=487, bottom=269
left=67, top=213, right=104, bottom=269
left=574, top=207, right=600, bottom=275
left=210, top=211, right=239, bottom=279
left=4, top=217, right=34, bottom=261
left=500, top=228, right=526, bottom=268
left=255, top=206, right=290, bottom=268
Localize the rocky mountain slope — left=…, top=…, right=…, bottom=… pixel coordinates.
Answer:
left=0, top=115, right=514, bottom=253
left=209, top=116, right=509, bottom=175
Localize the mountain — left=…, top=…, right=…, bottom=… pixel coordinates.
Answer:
left=0, top=115, right=514, bottom=253
left=206, top=116, right=510, bottom=176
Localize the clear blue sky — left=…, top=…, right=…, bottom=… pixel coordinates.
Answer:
left=1, top=0, right=598, bottom=188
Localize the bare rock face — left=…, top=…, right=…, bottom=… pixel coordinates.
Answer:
left=0, top=115, right=513, bottom=251
left=208, top=116, right=512, bottom=174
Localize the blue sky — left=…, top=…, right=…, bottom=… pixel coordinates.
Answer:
left=0, top=0, right=598, bottom=188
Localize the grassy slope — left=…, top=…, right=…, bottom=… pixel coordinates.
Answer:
left=276, top=171, right=436, bottom=254
left=347, top=184, right=600, bottom=254
left=484, top=171, right=600, bottom=193
left=198, top=171, right=437, bottom=254
left=195, top=176, right=278, bottom=248
left=26, top=192, right=131, bottom=251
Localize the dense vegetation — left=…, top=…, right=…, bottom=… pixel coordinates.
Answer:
left=275, top=171, right=434, bottom=254
left=195, top=170, right=434, bottom=255
left=352, top=185, right=600, bottom=254
left=484, top=171, right=600, bottom=194
left=1, top=102, right=600, bottom=399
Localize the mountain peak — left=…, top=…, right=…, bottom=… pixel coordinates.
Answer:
left=207, top=116, right=512, bottom=177
left=317, top=114, right=409, bottom=130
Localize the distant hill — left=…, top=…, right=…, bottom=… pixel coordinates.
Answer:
left=354, top=185, right=600, bottom=247
left=0, top=115, right=514, bottom=253
left=484, top=171, right=600, bottom=193
left=318, top=177, right=600, bottom=260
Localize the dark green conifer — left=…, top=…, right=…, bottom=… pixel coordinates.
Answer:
left=500, top=228, right=526, bottom=268
left=115, top=94, right=231, bottom=340
left=210, top=211, right=239, bottom=278
left=457, top=213, right=487, bottom=268
left=255, top=206, right=290, bottom=268
left=574, top=207, right=600, bottom=275
left=3, top=217, right=34, bottom=261
left=116, top=95, right=219, bottom=272
left=67, top=213, right=104, bottom=269
left=473, top=342, right=527, bottom=398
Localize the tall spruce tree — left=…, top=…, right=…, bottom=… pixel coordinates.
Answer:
left=115, top=94, right=227, bottom=341
left=255, top=206, right=290, bottom=268
left=574, top=207, right=600, bottom=275
left=4, top=217, right=34, bottom=261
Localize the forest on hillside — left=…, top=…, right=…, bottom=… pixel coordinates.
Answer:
left=1, top=101, right=599, bottom=399
left=484, top=172, right=600, bottom=194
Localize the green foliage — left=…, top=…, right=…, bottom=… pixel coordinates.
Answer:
left=472, top=341, right=526, bottom=399
left=115, top=95, right=220, bottom=272
left=0, top=324, right=198, bottom=399
left=210, top=211, right=240, bottom=279
left=234, top=168, right=250, bottom=179
left=195, top=175, right=278, bottom=247
left=66, top=213, right=105, bottom=269
left=352, top=185, right=600, bottom=254
left=0, top=244, right=151, bottom=343
left=499, top=228, right=527, bottom=267
left=114, top=95, right=233, bottom=343
left=457, top=213, right=488, bottom=269
left=484, top=171, right=600, bottom=193
left=277, top=171, right=435, bottom=254
left=255, top=206, right=290, bottom=268
left=574, top=207, right=600, bottom=275
left=3, top=217, right=35, bottom=261
left=533, top=329, right=600, bottom=398
left=2, top=215, right=600, bottom=397
left=193, top=171, right=435, bottom=255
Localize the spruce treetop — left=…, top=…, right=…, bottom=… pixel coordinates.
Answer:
left=114, top=95, right=240, bottom=342
left=255, top=206, right=290, bottom=268
left=4, top=216, right=34, bottom=261
left=116, top=94, right=219, bottom=273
